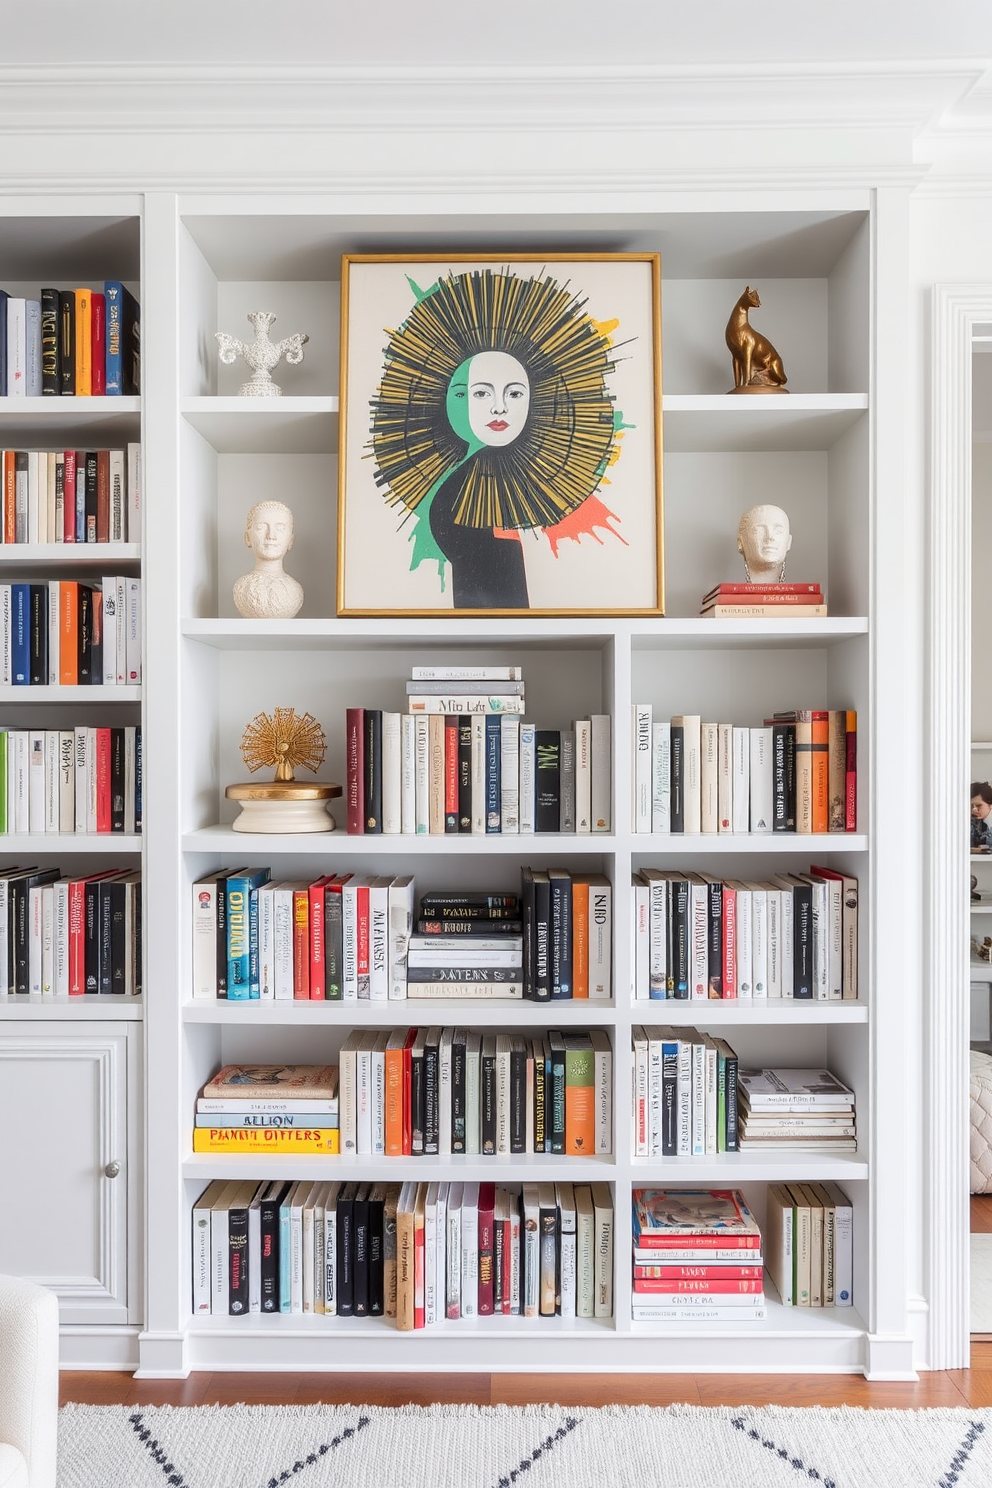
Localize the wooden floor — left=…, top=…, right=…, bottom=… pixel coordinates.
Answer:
left=58, top=1195, right=992, bottom=1413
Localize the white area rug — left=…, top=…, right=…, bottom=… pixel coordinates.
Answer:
left=972, top=1232, right=992, bottom=1334
left=57, top=1401, right=992, bottom=1488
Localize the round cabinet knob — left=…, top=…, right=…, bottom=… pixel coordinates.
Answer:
left=104, top=1160, right=121, bottom=1179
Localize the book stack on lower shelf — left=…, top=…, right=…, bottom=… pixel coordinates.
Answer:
left=737, top=1067, right=857, bottom=1152
left=1, top=725, right=142, bottom=834
left=631, top=1187, right=765, bottom=1323
left=0, top=282, right=140, bottom=396
left=2, top=864, right=141, bottom=996
left=631, top=1027, right=739, bottom=1157
left=765, top=1181, right=854, bottom=1307
left=1, top=445, right=141, bottom=543
left=2, top=577, right=141, bottom=686
left=631, top=707, right=856, bottom=834
left=193, top=1064, right=341, bottom=1154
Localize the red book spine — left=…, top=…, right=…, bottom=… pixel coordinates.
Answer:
left=62, top=450, right=76, bottom=541
left=90, top=293, right=106, bottom=396
left=722, top=884, right=737, bottom=999
left=845, top=711, right=857, bottom=831
left=444, top=715, right=459, bottom=832
left=356, top=883, right=370, bottom=995
left=68, top=878, right=86, bottom=993
left=633, top=1263, right=764, bottom=1280
left=634, top=1233, right=761, bottom=1251
left=705, top=583, right=822, bottom=597
left=292, top=887, right=309, bottom=999
left=632, top=1277, right=765, bottom=1294
left=413, top=1204, right=425, bottom=1330
left=95, top=728, right=112, bottom=832
left=346, top=707, right=364, bottom=834
left=477, top=1182, right=495, bottom=1316
left=308, top=877, right=327, bottom=999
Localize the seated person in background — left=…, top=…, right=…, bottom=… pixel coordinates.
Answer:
left=972, top=781, right=992, bottom=850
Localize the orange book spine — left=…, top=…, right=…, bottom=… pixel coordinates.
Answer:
left=845, top=710, right=858, bottom=832
left=96, top=449, right=110, bottom=543
left=571, top=879, right=589, bottom=998
left=59, top=581, right=78, bottom=684
left=384, top=1043, right=405, bottom=1155
left=2, top=451, right=15, bottom=542
left=75, top=289, right=92, bottom=396
left=308, top=875, right=329, bottom=1000
left=810, top=710, right=829, bottom=834
left=565, top=1044, right=595, bottom=1157
left=292, top=887, right=309, bottom=999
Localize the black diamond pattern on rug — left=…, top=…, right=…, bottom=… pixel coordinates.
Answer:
left=490, top=1415, right=581, bottom=1488
left=127, top=1409, right=371, bottom=1488
left=732, top=1413, right=988, bottom=1488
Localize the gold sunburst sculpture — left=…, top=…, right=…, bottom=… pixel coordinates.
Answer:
left=240, top=708, right=327, bottom=783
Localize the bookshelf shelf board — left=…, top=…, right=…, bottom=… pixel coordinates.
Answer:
left=0, top=995, right=142, bottom=1021
left=971, top=905, right=992, bottom=915
left=630, top=1154, right=868, bottom=1182
left=0, top=685, right=141, bottom=702
left=183, top=999, right=614, bottom=1025
left=0, top=544, right=140, bottom=567
left=661, top=393, right=868, bottom=453
left=631, top=833, right=867, bottom=854
left=0, top=397, right=141, bottom=446
left=970, top=962, right=992, bottom=981
left=631, top=1300, right=867, bottom=1339
left=188, top=1312, right=615, bottom=1341
left=635, top=1001, right=867, bottom=1024
left=183, top=826, right=619, bottom=855
left=182, top=397, right=339, bottom=455
left=629, top=619, right=869, bottom=648
left=971, top=854, right=992, bottom=863
left=0, top=834, right=141, bottom=853
left=182, top=1154, right=616, bottom=1184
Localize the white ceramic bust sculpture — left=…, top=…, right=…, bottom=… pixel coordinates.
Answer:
left=737, top=503, right=793, bottom=584
left=233, top=501, right=304, bottom=619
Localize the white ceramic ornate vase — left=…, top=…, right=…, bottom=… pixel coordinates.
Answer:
left=215, top=311, right=309, bottom=397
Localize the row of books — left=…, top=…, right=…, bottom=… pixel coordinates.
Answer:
left=346, top=706, right=612, bottom=835
left=190, top=873, right=614, bottom=1004
left=631, top=865, right=859, bottom=1001
left=0, top=284, right=140, bottom=396
left=1, top=578, right=142, bottom=686
left=0, top=726, right=142, bottom=835
left=0, top=864, right=141, bottom=996
left=765, top=1180, right=854, bottom=1306
left=631, top=1027, right=740, bottom=1158
left=738, top=1067, right=856, bottom=1153
left=699, top=581, right=827, bottom=619
left=631, top=1188, right=766, bottom=1321
left=192, top=1177, right=615, bottom=1326
left=630, top=708, right=857, bottom=834
left=1, top=446, right=141, bottom=544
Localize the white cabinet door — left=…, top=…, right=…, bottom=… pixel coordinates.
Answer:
left=0, top=1024, right=136, bottom=1325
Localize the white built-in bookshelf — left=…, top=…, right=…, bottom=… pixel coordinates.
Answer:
left=3, top=194, right=905, bottom=1377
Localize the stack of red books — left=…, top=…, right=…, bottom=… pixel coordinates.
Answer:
left=700, top=582, right=826, bottom=617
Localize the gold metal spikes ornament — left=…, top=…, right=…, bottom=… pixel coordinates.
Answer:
left=227, top=709, right=340, bottom=833
left=240, top=708, right=326, bottom=782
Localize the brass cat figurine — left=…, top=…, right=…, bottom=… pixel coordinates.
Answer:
left=726, top=286, right=788, bottom=393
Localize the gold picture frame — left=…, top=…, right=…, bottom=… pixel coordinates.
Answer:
left=336, top=252, right=664, bottom=617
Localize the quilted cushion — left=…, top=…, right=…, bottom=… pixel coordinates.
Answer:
left=971, top=1049, right=992, bottom=1192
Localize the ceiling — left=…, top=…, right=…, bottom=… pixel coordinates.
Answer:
left=2, top=0, right=990, bottom=69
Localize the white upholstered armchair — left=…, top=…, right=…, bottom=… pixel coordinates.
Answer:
left=0, top=1277, right=59, bottom=1488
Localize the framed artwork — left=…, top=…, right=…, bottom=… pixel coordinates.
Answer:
left=337, top=253, right=664, bottom=616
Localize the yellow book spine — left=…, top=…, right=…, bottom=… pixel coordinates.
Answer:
left=75, top=288, right=92, bottom=396
left=192, top=1128, right=340, bottom=1153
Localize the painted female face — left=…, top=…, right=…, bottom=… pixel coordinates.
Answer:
left=454, top=350, right=530, bottom=448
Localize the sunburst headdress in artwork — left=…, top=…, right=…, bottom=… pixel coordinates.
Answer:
left=370, top=267, right=620, bottom=531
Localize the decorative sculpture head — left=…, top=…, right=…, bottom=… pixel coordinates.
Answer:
left=737, top=503, right=793, bottom=583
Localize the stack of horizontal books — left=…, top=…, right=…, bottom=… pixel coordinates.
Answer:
left=737, top=1067, right=856, bottom=1151
left=699, top=581, right=826, bottom=618
left=192, top=1063, right=340, bottom=1154
left=631, top=1187, right=765, bottom=1322
left=409, top=890, right=523, bottom=999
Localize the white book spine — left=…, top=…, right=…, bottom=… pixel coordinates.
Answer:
left=460, top=1183, right=479, bottom=1318
left=704, top=1040, right=718, bottom=1155
left=522, top=1187, right=540, bottom=1318
left=647, top=875, right=668, bottom=998
left=424, top=1184, right=438, bottom=1326
left=766, top=889, right=782, bottom=999
left=115, top=576, right=127, bottom=683
left=518, top=722, right=536, bottom=834
left=732, top=725, right=751, bottom=832
left=126, top=577, right=141, bottom=683
left=590, top=713, right=611, bottom=832
left=191, top=1194, right=214, bottom=1314
left=337, top=1043, right=358, bottom=1156
left=470, top=714, right=486, bottom=834
left=400, top=714, right=416, bottom=834
left=589, top=880, right=612, bottom=1000
left=109, top=449, right=126, bottom=541
left=387, top=875, right=414, bottom=1001
left=28, top=731, right=45, bottom=834
left=40, top=884, right=54, bottom=995
left=751, top=888, right=768, bottom=998
left=369, top=881, right=389, bottom=1002
left=690, top=881, right=708, bottom=999
left=85, top=728, right=98, bottom=832
left=53, top=880, right=70, bottom=996
left=681, top=715, right=701, bottom=834
left=256, top=884, right=275, bottom=1000
left=6, top=298, right=26, bottom=396
left=717, top=722, right=733, bottom=830
left=381, top=710, right=402, bottom=834
left=632, top=1028, right=648, bottom=1155
left=576, top=1198, right=595, bottom=1318
left=272, top=887, right=295, bottom=1001
left=749, top=726, right=773, bottom=833
left=356, top=1039, right=373, bottom=1154
left=778, top=885, right=794, bottom=998
left=445, top=1189, right=462, bottom=1319
left=413, top=715, right=430, bottom=834
left=557, top=1194, right=576, bottom=1320
left=73, top=728, right=88, bottom=833
left=647, top=1031, right=662, bottom=1156
left=500, top=713, right=520, bottom=832
left=324, top=1191, right=337, bottom=1316
left=248, top=1198, right=262, bottom=1315
left=676, top=1036, right=692, bottom=1156
left=651, top=721, right=670, bottom=833
left=633, top=703, right=652, bottom=832
left=371, top=1039, right=386, bottom=1155
left=574, top=717, right=592, bottom=833
left=691, top=1038, right=706, bottom=1156
left=0, top=586, right=10, bottom=685
left=438, top=1029, right=454, bottom=1155
left=43, top=730, right=59, bottom=833
left=192, top=879, right=219, bottom=999
left=633, top=878, right=650, bottom=1000
left=127, top=443, right=141, bottom=543
left=700, top=721, right=718, bottom=833
left=47, top=583, right=60, bottom=685
left=58, top=731, right=74, bottom=834
left=26, top=454, right=40, bottom=545
left=102, top=577, right=119, bottom=685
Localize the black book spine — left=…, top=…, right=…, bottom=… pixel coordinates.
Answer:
left=368, top=1195, right=385, bottom=1316
left=111, top=727, right=126, bottom=832
left=335, top=1185, right=355, bottom=1317
left=520, top=868, right=536, bottom=1000
left=451, top=1033, right=466, bottom=1154
left=353, top=1188, right=370, bottom=1317
left=228, top=1199, right=250, bottom=1315
left=783, top=724, right=797, bottom=831
left=108, top=878, right=126, bottom=992
left=706, top=880, right=723, bottom=998
left=40, top=288, right=61, bottom=395
left=792, top=883, right=814, bottom=999
left=134, top=726, right=142, bottom=832
left=772, top=722, right=789, bottom=832
left=672, top=877, right=690, bottom=998
left=419, top=892, right=520, bottom=910
left=363, top=709, right=382, bottom=833
left=215, top=876, right=228, bottom=999
left=457, top=718, right=473, bottom=831
left=77, top=585, right=93, bottom=684
left=509, top=1042, right=527, bottom=1153
left=59, top=291, right=76, bottom=395
left=423, top=902, right=519, bottom=920
left=122, top=286, right=141, bottom=396
left=259, top=1183, right=288, bottom=1313
left=549, top=872, right=572, bottom=1000
left=532, top=874, right=551, bottom=1002
left=423, top=1033, right=440, bottom=1155
left=549, top=1041, right=566, bottom=1155
left=481, top=1041, right=497, bottom=1156
left=84, top=879, right=101, bottom=993
left=90, top=586, right=103, bottom=682
left=661, top=1038, right=678, bottom=1156
left=533, top=1043, right=547, bottom=1153
left=132, top=880, right=143, bottom=997
left=99, top=879, right=114, bottom=994
left=670, top=725, right=685, bottom=833
left=416, top=918, right=522, bottom=936
left=12, top=881, right=29, bottom=995
left=84, top=451, right=98, bottom=543
left=534, top=729, right=561, bottom=833
left=324, top=885, right=343, bottom=1000
left=29, top=585, right=48, bottom=685
left=724, top=1048, right=740, bottom=1152
left=410, top=1046, right=425, bottom=1156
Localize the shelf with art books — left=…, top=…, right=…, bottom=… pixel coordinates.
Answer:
left=181, top=398, right=339, bottom=456
left=661, top=393, right=868, bottom=454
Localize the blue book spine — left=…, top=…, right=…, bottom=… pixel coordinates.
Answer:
left=485, top=713, right=501, bottom=833
left=104, top=282, right=123, bottom=394
left=225, top=868, right=270, bottom=1000
left=279, top=1195, right=293, bottom=1312
left=10, top=585, right=30, bottom=685
left=24, top=301, right=42, bottom=397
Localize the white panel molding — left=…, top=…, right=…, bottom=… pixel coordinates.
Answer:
left=925, top=285, right=991, bottom=1370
